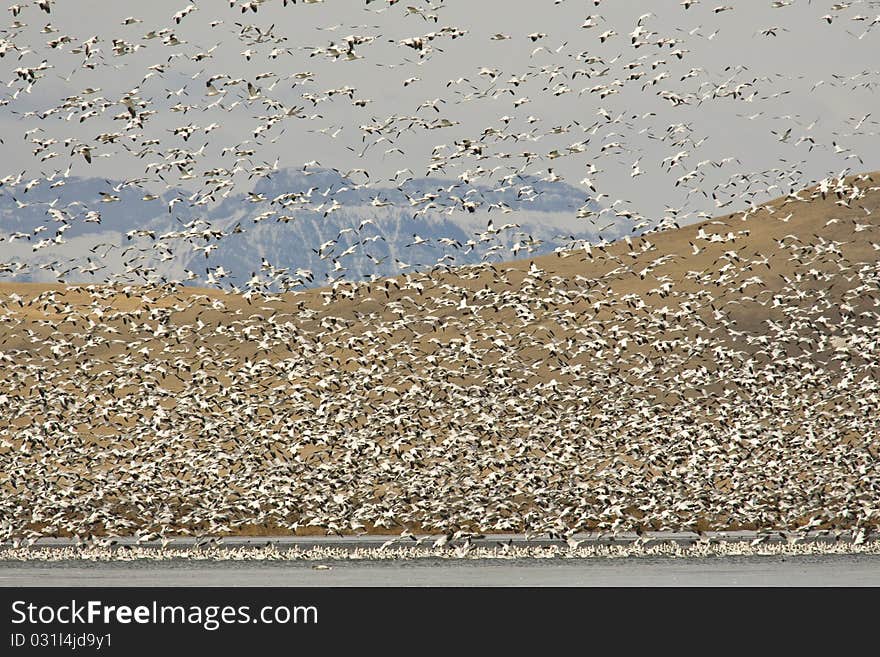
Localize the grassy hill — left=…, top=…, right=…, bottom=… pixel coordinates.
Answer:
left=1, top=173, right=879, bottom=540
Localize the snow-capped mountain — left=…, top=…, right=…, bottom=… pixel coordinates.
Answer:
left=0, top=169, right=616, bottom=287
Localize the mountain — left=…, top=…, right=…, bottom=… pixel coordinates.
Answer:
left=0, top=169, right=609, bottom=288
left=0, top=175, right=196, bottom=283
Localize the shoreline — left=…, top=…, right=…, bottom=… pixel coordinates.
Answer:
left=2, top=531, right=879, bottom=562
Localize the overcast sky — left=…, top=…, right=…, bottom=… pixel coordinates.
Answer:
left=2, top=0, right=879, bottom=224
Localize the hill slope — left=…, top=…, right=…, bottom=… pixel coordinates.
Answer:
left=1, top=173, right=879, bottom=540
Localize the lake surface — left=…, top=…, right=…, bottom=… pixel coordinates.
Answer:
left=2, top=554, right=878, bottom=586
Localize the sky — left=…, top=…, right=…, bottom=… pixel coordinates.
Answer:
left=1, top=0, right=879, bottom=247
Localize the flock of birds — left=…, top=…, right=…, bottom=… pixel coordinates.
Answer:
left=0, top=1, right=879, bottom=550
left=4, top=535, right=880, bottom=561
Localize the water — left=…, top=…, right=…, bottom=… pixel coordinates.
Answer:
left=2, top=554, right=878, bottom=586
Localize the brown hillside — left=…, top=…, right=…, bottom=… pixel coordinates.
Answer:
left=1, top=173, right=879, bottom=540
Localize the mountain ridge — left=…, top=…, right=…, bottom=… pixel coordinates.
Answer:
left=0, top=168, right=608, bottom=288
